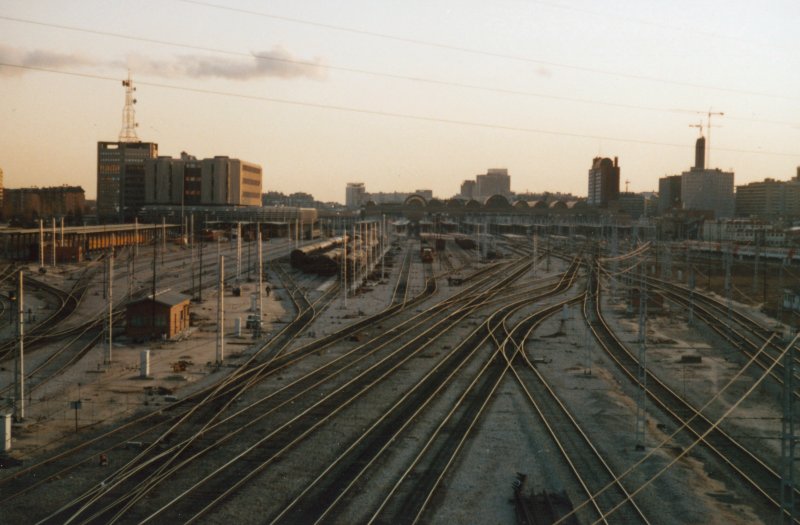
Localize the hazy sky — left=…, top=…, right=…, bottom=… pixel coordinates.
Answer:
left=1, top=0, right=798, bottom=203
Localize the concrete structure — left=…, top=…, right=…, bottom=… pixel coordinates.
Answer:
left=617, top=192, right=646, bottom=219
left=694, top=136, right=706, bottom=170
left=736, top=177, right=800, bottom=220
left=658, top=175, right=682, bottom=214
left=366, top=191, right=413, bottom=205
left=3, top=186, right=86, bottom=224
left=587, top=157, right=620, bottom=207
left=0, top=223, right=174, bottom=260
left=346, top=182, right=366, bottom=209
left=476, top=169, right=511, bottom=200
left=460, top=180, right=476, bottom=200
left=144, top=153, right=262, bottom=207
left=681, top=168, right=734, bottom=218
left=674, top=135, right=735, bottom=219
left=0, top=167, right=4, bottom=216
left=126, top=291, right=191, bottom=341
left=97, top=141, right=159, bottom=221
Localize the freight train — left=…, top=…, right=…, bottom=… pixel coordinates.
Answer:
left=290, top=236, right=372, bottom=277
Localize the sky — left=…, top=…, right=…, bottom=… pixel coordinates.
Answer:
left=1, top=0, right=798, bottom=203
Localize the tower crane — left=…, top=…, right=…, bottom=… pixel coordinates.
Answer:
left=700, top=109, right=724, bottom=167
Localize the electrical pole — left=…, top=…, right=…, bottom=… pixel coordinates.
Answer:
left=725, top=244, right=733, bottom=343
left=38, top=219, right=44, bottom=269
left=635, top=259, right=648, bottom=450
left=198, top=227, right=204, bottom=302
left=352, top=223, right=357, bottom=293
left=257, top=231, right=263, bottom=338
left=106, top=249, right=113, bottom=365
left=247, top=229, right=252, bottom=281
left=753, top=230, right=762, bottom=297
left=236, top=222, right=242, bottom=282
left=343, top=226, right=348, bottom=307
left=190, top=214, right=195, bottom=295
left=382, top=214, right=386, bottom=281
left=151, top=223, right=157, bottom=338
left=14, top=270, right=24, bottom=422
left=161, top=217, right=166, bottom=266
left=51, top=217, right=56, bottom=267
left=216, top=255, right=224, bottom=364
left=128, top=244, right=134, bottom=301
left=611, top=223, right=619, bottom=298
left=781, top=334, right=798, bottom=524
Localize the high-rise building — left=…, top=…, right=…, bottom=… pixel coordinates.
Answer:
left=476, top=169, right=511, bottom=200
left=97, top=74, right=158, bottom=221
left=345, top=182, right=366, bottom=209
left=658, top=175, right=682, bottom=214
left=680, top=137, right=734, bottom=219
left=681, top=169, right=734, bottom=219
left=617, top=192, right=646, bottom=219
left=0, top=167, right=4, bottom=215
left=735, top=177, right=800, bottom=219
left=97, top=141, right=158, bottom=220
left=144, top=153, right=262, bottom=207
left=3, top=186, right=86, bottom=223
left=587, top=157, right=620, bottom=207
left=460, top=180, right=476, bottom=200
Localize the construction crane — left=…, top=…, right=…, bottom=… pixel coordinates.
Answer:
left=689, top=121, right=703, bottom=137
left=700, top=109, right=724, bottom=168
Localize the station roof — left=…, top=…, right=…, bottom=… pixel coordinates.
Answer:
left=130, top=290, right=191, bottom=307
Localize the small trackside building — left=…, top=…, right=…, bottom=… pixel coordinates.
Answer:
left=126, top=291, right=191, bottom=341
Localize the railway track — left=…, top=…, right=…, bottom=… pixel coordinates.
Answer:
left=644, top=275, right=800, bottom=390
left=355, top=261, right=587, bottom=525
left=27, top=249, right=537, bottom=522
left=0, top=269, right=93, bottom=362
left=0, top=243, right=440, bottom=521
left=587, top=263, right=797, bottom=521
left=500, top=295, right=650, bottom=524
left=261, top=257, right=575, bottom=524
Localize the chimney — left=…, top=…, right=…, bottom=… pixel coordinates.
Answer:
left=695, top=136, right=706, bottom=170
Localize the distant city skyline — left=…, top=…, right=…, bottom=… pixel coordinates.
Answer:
left=1, top=1, right=798, bottom=203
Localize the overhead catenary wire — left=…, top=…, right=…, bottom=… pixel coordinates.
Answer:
left=1, top=61, right=798, bottom=160
left=590, top=333, right=796, bottom=524
left=555, top=327, right=792, bottom=524
left=177, top=0, right=800, bottom=103
left=1, top=14, right=795, bottom=129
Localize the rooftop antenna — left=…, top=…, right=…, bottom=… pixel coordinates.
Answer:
left=119, top=71, right=139, bottom=142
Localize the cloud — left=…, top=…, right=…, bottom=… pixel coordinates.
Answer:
left=0, top=44, right=96, bottom=76
left=127, top=46, right=328, bottom=81
left=0, top=43, right=327, bottom=82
